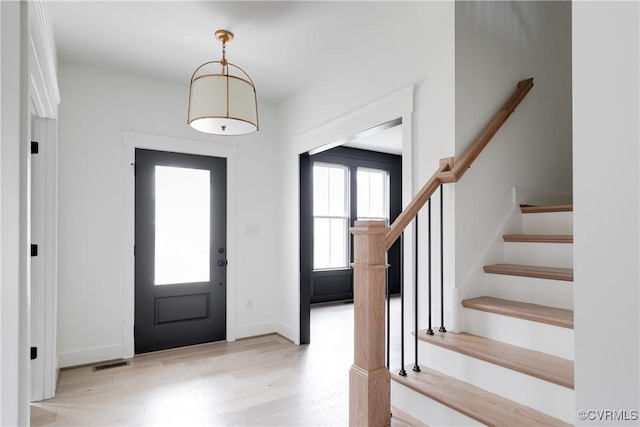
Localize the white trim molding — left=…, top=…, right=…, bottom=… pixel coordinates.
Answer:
left=28, top=0, right=60, bottom=119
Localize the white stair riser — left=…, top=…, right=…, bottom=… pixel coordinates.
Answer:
left=522, top=212, right=573, bottom=235
left=465, top=309, right=574, bottom=360
left=391, top=380, right=482, bottom=427
left=419, top=343, right=575, bottom=423
left=504, top=242, right=573, bottom=269
left=484, top=274, right=573, bottom=310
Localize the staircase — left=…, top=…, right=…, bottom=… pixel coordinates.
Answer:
left=391, top=204, right=574, bottom=426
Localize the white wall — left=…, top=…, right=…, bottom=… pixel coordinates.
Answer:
left=573, top=2, right=639, bottom=425
left=275, top=2, right=456, bottom=342
left=57, top=63, right=279, bottom=367
left=454, top=1, right=573, bottom=298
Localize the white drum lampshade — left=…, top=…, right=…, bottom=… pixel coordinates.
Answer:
left=188, top=30, right=259, bottom=136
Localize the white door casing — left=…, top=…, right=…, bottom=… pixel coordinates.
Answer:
left=121, top=129, right=239, bottom=359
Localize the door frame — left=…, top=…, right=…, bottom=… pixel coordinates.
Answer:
left=294, top=86, right=415, bottom=344
left=121, top=129, right=238, bottom=359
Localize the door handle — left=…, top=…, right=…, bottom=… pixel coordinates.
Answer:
left=217, top=260, right=228, bottom=267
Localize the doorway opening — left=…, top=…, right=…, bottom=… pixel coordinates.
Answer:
left=299, top=120, right=404, bottom=344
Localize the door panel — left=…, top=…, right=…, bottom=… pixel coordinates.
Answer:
left=135, top=149, right=226, bottom=354
left=30, top=120, right=43, bottom=401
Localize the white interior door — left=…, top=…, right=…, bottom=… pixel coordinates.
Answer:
left=30, top=117, right=44, bottom=401
left=29, top=117, right=58, bottom=401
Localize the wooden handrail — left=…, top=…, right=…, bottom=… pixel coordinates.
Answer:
left=383, top=158, right=453, bottom=250
left=383, top=78, right=534, bottom=251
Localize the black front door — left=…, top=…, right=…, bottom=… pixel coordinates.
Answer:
left=135, top=149, right=226, bottom=354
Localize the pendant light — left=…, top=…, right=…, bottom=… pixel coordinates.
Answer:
left=188, top=30, right=259, bottom=135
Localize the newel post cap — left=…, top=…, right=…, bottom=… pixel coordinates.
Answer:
left=350, top=220, right=389, bottom=235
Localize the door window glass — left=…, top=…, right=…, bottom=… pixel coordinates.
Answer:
left=154, top=166, right=210, bottom=285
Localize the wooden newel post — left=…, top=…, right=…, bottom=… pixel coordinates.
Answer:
left=349, top=220, right=391, bottom=427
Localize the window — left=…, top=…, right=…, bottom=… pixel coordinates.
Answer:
left=313, top=163, right=349, bottom=269
left=357, top=168, right=389, bottom=222
left=154, top=165, right=211, bottom=285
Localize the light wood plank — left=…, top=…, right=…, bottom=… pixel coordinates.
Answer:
left=484, top=263, right=574, bottom=281
left=418, top=331, right=574, bottom=389
left=520, top=204, right=573, bottom=213
left=391, top=405, right=429, bottom=426
left=503, top=234, right=573, bottom=243
left=384, top=165, right=447, bottom=250
left=462, top=296, right=574, bottom=329
left=31, top=300, right=384, bottom=427
left=391, top=367, right=571, bottom=426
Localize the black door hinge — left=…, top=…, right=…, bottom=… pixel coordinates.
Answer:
left=30, top=347, right=37, bottom=360
left=31, top=244, right=38, bottom=257
left=31, top=141, right=39, bottom=154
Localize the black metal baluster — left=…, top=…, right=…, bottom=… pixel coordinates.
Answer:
left=426, top=198, right=434, bottom=336
left=413, top=216, right=421, bottom=372
left=399, top=232, right=407, bottom=376
left=439, top=185, right=447, bottom=333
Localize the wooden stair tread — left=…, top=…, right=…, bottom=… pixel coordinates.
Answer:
left=392, top=367, right=571, bottom=426
left=417, top=331, right=574, bottom=389
left=503, top=234, right=573, bottom=243
left=390, top=406, right=428, bottom=427
left=484, top=263, right=573, bottom=281
left=520, top=204, right=573, bottom=213
left=462, top=296, right=573, bottom=329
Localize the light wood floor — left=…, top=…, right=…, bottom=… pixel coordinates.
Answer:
left=31, top=297, right=412, bottom=426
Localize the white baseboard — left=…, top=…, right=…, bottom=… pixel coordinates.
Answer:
left=58, top=344, right=123, bottom=368
left=235, top=321, right=296, bottom=343
left=235, top=321, right=277, bottom=339
left=274, top=321, right=297, bottom=344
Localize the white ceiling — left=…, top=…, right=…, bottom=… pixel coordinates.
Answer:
left=47, top=1, right=415, bottom=104
left=343, top=122, right=403, bottom=155
left=46, top=1, right=407, bottom=154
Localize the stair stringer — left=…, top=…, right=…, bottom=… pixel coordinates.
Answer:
left=454, top=197, right=520, bottom=330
